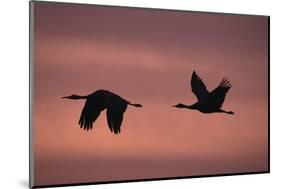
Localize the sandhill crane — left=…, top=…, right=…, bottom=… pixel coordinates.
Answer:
left=62, top=89, right=142, bottom=134
left=173, top=71, right=234, bottom=114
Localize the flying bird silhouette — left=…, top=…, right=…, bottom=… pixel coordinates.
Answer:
left=62, top=89, right=142, bottom=134
left=173, top=71, right=234, bottom=114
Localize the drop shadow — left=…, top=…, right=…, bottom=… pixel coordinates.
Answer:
left=18, top=180, right=29, bottom=188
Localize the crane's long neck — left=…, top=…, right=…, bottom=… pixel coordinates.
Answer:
left=174, top=103, right=197, bottom=109
left=75, top=95, right=88, bottom=99
left=62, top=94, right=88, bottom=100
left=183, top=104, right=195, bottom=109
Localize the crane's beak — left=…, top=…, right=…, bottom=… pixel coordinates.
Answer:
left=62, top=96, right=69, bottom=99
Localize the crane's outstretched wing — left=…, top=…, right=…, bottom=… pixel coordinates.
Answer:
left=78, top=96, right=105, bottom=131
left=191, top=71, right=209, bottom=101
left=208, top=78, right=232, bottom=108
left=106, top=96, right=128, bottom=134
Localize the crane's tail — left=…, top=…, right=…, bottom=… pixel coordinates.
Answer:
left=226, top=111, right=234, bottom=115
left=220, top=109, right=234, bottom=115
left=128, top=102, right=143, bottom=107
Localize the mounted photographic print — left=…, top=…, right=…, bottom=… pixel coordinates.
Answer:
left=29, top=1, right=270, bottom=188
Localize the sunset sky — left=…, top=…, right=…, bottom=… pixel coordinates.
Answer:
left=32, top=2, right=268, bottom=186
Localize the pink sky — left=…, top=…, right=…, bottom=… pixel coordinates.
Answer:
left=32, top=2, right=268, bottom=186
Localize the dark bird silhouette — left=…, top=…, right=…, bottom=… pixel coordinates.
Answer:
left=62, top=89, right=142, bottom=134
left=173, top=71, right=234, bottom=114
